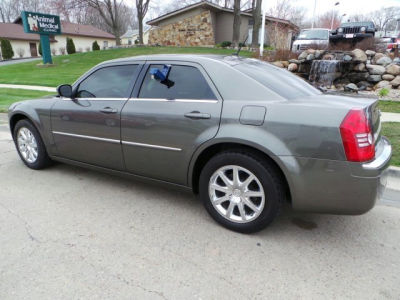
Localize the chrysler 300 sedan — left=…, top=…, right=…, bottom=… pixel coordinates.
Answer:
left=8, top=54, right=392, bottom=233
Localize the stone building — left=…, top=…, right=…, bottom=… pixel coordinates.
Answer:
left=147, top=0, right=298, bottom=49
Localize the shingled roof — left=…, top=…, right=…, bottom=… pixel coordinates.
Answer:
left=0, top=23, right=56, bottom=41
left=8, top=17, right=115, bottom=40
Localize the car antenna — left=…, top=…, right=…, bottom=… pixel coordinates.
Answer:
left=233, top=35, right=248, bottom=56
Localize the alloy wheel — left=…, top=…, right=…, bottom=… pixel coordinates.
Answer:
left=208, top=165, right=265, bottom=223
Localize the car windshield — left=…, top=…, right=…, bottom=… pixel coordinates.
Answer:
left=234, top=59, right=322, bottom=100
left=297, top=29, right=329, bottom=40
left=341, top=22, right=373, bottom=28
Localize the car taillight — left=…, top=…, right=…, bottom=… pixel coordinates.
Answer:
left=340, top=109, right=375, bottom=162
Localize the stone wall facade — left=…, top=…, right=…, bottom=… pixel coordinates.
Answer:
left=149, top=11, right=215, bottom=46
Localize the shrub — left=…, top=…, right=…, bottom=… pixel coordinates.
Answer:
left=134, top=39, right=139, bottom=45
left=0, top=39, right=14, bottom=60
left=92, top=41, right=100, bottom=51
left=66, top=37, right=76, bottom=54
left=38, top=42, right=42, bottom=56
left=59, top=47, right=66, bottom=55
left=85, top=46, right=90, bottom=52
left=238, top=42, right=246, bottom=48
left=16, top=48, right=25, bottom=58
left=51, top=48, right=57, bottom=55
left=379, top=88, right=390, bottom=98
left=220, top=41, right=232, bottom=48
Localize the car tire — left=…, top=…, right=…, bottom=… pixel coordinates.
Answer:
left=13, top=119, right=52, bottom=170
left=199, top=151, right=284, bottom=233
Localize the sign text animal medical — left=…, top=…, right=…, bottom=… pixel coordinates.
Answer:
left=21, top=11, right=61, bottom=35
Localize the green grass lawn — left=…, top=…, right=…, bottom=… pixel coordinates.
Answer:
left=0, top=47, right=252, bottom=87
left=0, top=88, right=52, bottom=112
left=378, top=101, right=400, bottom=113
left=382, top=122, right=400, bottom=167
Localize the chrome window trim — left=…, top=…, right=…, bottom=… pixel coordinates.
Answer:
left=122, top=141, right=182, bottom=151
left=61, top=97, right=128, bottom=101
left=52, top=131, right=181, bottom=151
left=130, top=97, right=218, bottom=103
left=52, top=131, right=120, bottom=144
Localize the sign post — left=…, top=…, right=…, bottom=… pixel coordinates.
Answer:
left=20, top=11, right=62, bottom=64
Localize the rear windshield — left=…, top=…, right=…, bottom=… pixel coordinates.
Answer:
left=234, top=60, right=321, bottom=100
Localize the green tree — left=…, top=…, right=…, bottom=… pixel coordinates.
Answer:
left=0, top=39, right=14, bottom=60
left=92, top=41, right=100, bottom=51
left=38, top=42, right=42, bottom=56
left=66, top=37, right=76, bottom=54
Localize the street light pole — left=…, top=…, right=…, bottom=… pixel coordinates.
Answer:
left=312, top=0, right=317, bottom=29
left=330, top=2, right=340, bottom=30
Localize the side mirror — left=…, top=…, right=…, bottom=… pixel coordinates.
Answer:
left=57, top=84, right=73, bottom=98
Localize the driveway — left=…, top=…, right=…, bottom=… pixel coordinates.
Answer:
left=0, top=114, right=399, bottom=299
left=0, top=57, right=40, bottom=67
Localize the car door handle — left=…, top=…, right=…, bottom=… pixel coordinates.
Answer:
left=100, top=107, right=118, bottom=114
left=184, top=111, right=211, bottom=120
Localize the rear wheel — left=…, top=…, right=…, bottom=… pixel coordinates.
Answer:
left=199, top=151, right=284, bottom=233
left=13, top=119, right=52, bottom=169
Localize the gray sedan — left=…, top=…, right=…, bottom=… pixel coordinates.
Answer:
left=8, top=54, right=392, bottom=233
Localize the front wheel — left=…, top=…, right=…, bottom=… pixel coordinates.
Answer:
left=13, top=119, right=52, bottom=169
left=199, top=151, right=285, bottom=233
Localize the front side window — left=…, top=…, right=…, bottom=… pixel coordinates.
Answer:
left=76, top=65, right=137, bottom=98
left=139, top=64, right=217, bottom=100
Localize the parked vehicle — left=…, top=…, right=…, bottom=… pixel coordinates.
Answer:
left=386, top=34, right=400, bottom=53
left=330, top=21, right=376, bottom=44
left=292, top=28, right=330, bottom=51
left=8, top=54, right=392, bottom=233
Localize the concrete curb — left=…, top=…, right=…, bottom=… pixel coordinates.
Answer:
left=388, top=166, right=400, bottom=179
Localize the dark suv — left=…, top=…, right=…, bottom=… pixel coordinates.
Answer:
left=330, top=21, right=376, bottom=44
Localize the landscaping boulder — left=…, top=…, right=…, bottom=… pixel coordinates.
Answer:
left=375, top=80, right=390, bottom=89
left=366, top=64, right=386, bottom=75
left=344, top=83, right=358, bottom=92
left=306, top=54, right=315, bottom=61
left=353, top=63, right=366, bottom=72
left=351, top=49, right=367, bottom=62
left=376, top=56, right=392, bottom=67
left=373, top=53, right=385, bottom=64
left=357, top=81, right=372, bottom=90
left=365, top=50, right=376, bottom=57
left=298, top=51, right=308, bottom=60
left=393, top=57, right=400, bottom=65
left=367, top=75, right=382, bottom=82
left=322, top=54, right=334, bottom=60
left=289, top=59, right=302, bottom=64
left=306, top=49, right=316, bottom=54
left=272, top=61, right=284, bottom=68
left=315, top=50, right=324, bottom=59
left=385, top=64, right=400, bottom=76
left=382, top=74, right=395, bottom=81
left=288, top=63, right=298, bottom=72
left=343, top=55, right=352, bottom=61
left=348, top=72, right=369, bottom=82
left=390, top=76, right=400, bottom=88
left=281, top=61, right=289, bottom=68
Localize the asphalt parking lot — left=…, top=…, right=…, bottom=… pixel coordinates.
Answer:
left=1, top=114, right=399, bottom=299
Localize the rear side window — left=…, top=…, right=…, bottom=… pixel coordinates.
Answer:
left=235, top=60, right=321, bottom=100
left=139, top=64, right=217, bottom=100
left=76, top=65, right=137, bottom=98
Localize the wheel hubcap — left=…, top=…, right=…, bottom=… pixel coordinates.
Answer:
left=17, top=127, right=38, bottom=163
left=208, top=165, right=265, bottom=223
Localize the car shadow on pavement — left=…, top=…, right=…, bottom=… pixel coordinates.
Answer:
left=44, top=162, right=382, bottom=242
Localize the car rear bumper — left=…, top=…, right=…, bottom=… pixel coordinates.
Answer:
left=280, top=137, right=392, bottom=215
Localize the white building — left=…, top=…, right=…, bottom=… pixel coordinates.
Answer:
left=121, top=26, right=151, bottom=45
left=0, top=18, right=116, bottom=59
